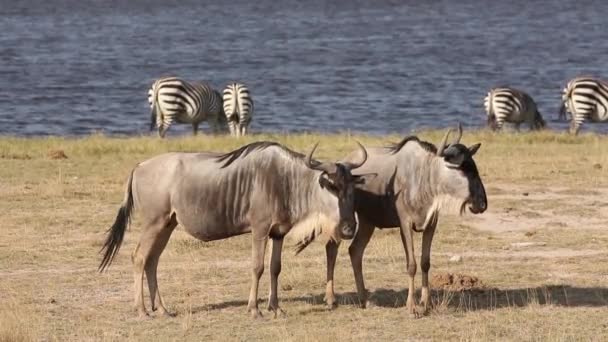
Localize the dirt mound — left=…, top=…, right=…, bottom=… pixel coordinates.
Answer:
left=48, top=150, right=68, bottom=159
left=431, top=272, right=486, bottom=291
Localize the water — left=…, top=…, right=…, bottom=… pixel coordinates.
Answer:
left=1, top=0, right=608, bottom=136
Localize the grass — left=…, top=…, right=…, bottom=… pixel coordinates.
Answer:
left=1, top=129, right=608, bottom=341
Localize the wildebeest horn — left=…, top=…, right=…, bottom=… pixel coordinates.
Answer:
left=453, top=122, right=463, bottom=145
left=305, top=142, right=337, bottom=174
left=342, top=141, right=368, bottom=170
left=436, top=128, right=452, bottom=156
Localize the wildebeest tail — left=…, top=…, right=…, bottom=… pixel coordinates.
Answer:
left=98, top=167, right=136, bottom=272
left=289, top=213, right=340, bottom=255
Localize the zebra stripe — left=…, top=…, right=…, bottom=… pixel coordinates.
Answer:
left=148, top=77, right=224, bottom=138
left=559, top=77, right=608, bottom=135
left=484, top=87, right=545, bottom=131
left=222, top=83, right=254, bottom=137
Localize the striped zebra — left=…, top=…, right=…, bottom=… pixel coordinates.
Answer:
left=222, top=82, right=254, bottom=137
left=559, top=77, right=608, bottom=135
left=484, top=87, right=545, bottom=131
left=147, top=77, right=225, bottom=138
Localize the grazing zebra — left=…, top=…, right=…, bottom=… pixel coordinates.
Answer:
left=559, top=77, right=608, bottom=135
left=222, top=82, right=254, bottom=136
left=147, top=77, right=224, bottom=138
left=484, top=87, right=545, bottom=131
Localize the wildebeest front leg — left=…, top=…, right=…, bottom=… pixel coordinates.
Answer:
left=399, top=221, right=418, bottom=317
left=347, top=221, right=375, bottom=308
left=267, top=238, right=285, bottom=318
left=247, top=233, right=269, bottom=318
left=419, top=219, right=437, bottom=314
left=324, top=240, right=340, bottom=309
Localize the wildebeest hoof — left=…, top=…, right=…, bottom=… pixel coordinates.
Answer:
left=159, top=310, right=176, bottom=318
left=250, top=308, right=264, bottom=319
left=137, top=311, right=152, bottom=320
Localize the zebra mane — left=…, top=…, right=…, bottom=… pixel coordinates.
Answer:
left=216, top=141, right=302, bottom=168
left=387, top=136, right=437, bottom=155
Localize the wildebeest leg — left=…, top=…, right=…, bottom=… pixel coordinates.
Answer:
left=324, top=240, right=340, bottom=309
left=347, top=221, right=375, bottom=308
left=247, top=233, right=269, bottom=319
left=145, top=214, right=178, bottom=317
left=131, top=215, right=172, bottom=318
left=399, top=221, right=418, bottom=317
left=419, top=220, right=437, bottom=314
left=267, top=238, right=285, bottom=318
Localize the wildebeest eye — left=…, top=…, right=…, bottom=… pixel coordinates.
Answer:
left=319, top=176, right=339, bottom=194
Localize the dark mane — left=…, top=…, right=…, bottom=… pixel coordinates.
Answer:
left=388, top=136, right=437, bottom=155
left=216, top=141, right=302, bottom=168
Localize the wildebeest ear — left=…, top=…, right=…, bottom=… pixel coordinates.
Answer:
left=468, top=143, right=481, bottom=156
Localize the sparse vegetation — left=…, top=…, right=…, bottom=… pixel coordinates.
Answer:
left=1, top=130, right=607, bottom=341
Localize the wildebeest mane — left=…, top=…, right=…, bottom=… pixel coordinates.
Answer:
left=388, top=136, right=437, bottom=154
left=216, top=141, right=303, bottom=168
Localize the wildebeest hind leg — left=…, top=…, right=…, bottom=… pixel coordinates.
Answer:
left=247, top=233, right=269, bottom=319
left=131, top=215, right=173, bottom=318
left=420, top=220, right=437, bottom=315
left=267, top=238, right=286, bottom=318
left=399, top=222, right=419, bottom=317
left=324, top=240, right=340, bottom=309
left=347, top=222, right=375, bottom=308
left=145, top=215, right=178, bottom=317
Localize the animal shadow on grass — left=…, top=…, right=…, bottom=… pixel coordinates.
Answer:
left=345, top=285, right=608, bottom=311
left=191, top=285, right=608, bottom=314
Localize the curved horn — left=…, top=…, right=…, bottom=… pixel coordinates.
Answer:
left=436, top=128, right=452, bottom=156
left=305, top=142, right=337, bottom=174
left=342, top=141, right=368, bottom=170
left=452, top=122, right=463, bottom=145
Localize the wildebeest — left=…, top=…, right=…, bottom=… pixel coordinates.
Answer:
left=295, top=125, right=487, bottom=316
left=98, top=141, right=368, bottom=318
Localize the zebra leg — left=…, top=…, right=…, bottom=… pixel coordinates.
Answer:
left=192, top=123, right=199, bottom=136
left=228, top=121, right=237, bottom=137
left=569, top=119, right=581, bottom=135
left=158, top=125, right=168, bottom=138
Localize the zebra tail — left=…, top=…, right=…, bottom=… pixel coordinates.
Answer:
left=558, top=84, right=574, bottom=121
left=486, top=90, right=498, bottom=130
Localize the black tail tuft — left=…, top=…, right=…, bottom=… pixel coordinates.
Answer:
left=98, top=169, right=135, bottom=272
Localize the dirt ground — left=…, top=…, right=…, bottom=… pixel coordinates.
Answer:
left=1, top=133, right=607, bottom=341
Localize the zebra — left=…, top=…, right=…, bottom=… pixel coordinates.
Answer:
left=222, top=82, right=254, bottom=137
left=147, top=77, right=225, bottom=138
left=559, top=77, right=608, bottom=135
left=484, top=87, right=545, bottom=132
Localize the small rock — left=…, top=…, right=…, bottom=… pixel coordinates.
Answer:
left=281, top=284, right=293, bottom=291
left=49, top=298, right=56, bottom=304
left=524, top=231, right=536, bottom=237
left=593, top=163, right=602, bottom=170
left=449, top=255, right=463, bottom=263
left=522, top=192, right=529, bottom=196
left=510, top=242, right=547, bottom=248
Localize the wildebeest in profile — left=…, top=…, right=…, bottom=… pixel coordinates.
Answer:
left=295, top=124, right=487, bottom=317
left=98, top=141, right=368, bottom=319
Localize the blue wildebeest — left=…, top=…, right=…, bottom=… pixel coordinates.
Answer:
left=295, top=125, right=487, bottom=316
left=98, top=141, right=368, bottom=318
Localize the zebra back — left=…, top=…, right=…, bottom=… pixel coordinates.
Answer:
left=560, top=77, right=608, bottom=134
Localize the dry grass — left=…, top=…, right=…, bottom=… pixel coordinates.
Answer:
left=1, top=130, right=608, bottom=341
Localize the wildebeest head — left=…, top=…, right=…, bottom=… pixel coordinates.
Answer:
left=435, top=124, right=487, bottom=215
left=304, top=142, right=368, bottom=240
